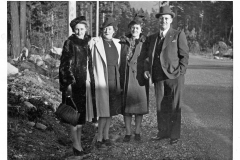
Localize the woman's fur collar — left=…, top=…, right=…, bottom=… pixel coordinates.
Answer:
left=68, top=34, right=91, bottom=45
left=119, top=33, right=146, bottom=44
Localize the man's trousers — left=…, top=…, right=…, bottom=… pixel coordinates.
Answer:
left=154, top=75, right=184, bottom=139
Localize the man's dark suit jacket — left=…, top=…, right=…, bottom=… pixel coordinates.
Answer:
left=141, top=27, right=189, bottom=80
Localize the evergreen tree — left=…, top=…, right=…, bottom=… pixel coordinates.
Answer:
left=10, top=1, right=21, bottom=59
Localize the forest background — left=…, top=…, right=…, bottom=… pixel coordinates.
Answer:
left=7, top=1, right=233, bottom=59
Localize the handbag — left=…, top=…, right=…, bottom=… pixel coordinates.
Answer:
left=55, top=96, right=80, bottom=126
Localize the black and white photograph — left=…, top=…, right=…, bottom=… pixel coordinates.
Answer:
left=6, top=1, right=236, bottom=160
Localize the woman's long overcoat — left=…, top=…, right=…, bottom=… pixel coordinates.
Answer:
left=59, top=34, right=97, bottom=123
left=89, top=36, right=121, bottom=117
left=119, top=34, right=149, bottom=115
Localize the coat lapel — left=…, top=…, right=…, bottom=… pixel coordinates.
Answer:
left=112, top=38, right=121, bottom=64
left=151, top=33, right=159, bottom=65
left=162, top=28, right=174, bottom=51
left=131, top=41, right=142, bottom=62
left=95, top=37, right=107, bottom=64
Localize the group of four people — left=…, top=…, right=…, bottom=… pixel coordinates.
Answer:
left=59, top=5, right=189, bottom=156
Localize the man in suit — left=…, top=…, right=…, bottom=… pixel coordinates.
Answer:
left=143, top=5, right=189, bottom=145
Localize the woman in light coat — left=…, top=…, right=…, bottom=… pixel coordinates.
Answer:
left=89, top=17, right=121, bottom=149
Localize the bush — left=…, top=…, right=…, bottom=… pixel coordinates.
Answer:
left=189, top=40, right=200, bottom=54
left=212, top=41, right=230, bottom=57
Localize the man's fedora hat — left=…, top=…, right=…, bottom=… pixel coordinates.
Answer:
left=155, top=5, right=175, bottom=18
left=101, top=16, right=118, bottom=29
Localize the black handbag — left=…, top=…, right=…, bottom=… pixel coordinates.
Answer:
left=55, top=96, right=80, bottom=126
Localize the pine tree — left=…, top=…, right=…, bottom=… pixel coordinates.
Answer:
left=20, top=1, right=27, bottom=49
left=10, top=1, right=21, bottom=59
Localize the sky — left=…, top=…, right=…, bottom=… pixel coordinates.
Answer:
left=129, top=1, right=159, bottom=13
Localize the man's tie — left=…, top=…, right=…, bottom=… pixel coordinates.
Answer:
left=158, top=32, right=164, bottom=45
left=160, top=32, right=164, bottom=40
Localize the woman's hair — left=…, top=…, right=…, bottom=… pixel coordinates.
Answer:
left=100, top=25, right=118, bottom=37
left=128, top=22, right=143, bottom=30
left=128, top=23, right=144, bottom=35
left=112, top=25, right=118, bottom=37
left=71, top=21, right=89, bottom=33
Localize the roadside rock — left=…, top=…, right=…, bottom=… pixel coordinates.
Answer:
left=29, top=54, right=42, bottom=63
left=50, top=47, right=62, bottom=59
left=218, top=41, right=228, bottom=50
left=27, top=121, right=35, bottom=127
left=43, top=54, right=52, bottom=60
left=17, top=137, right=24, bottom=141
left=18, top=61, right=47, bottom=76
left=18, top=132, right=26, bottom=137
left=36, top=59, right=44, bottom=67
left=36, top=123, right=47, bottom=130
left=37, top=75, right=44, bottom=84
left=223, top=48, right=233, bottom=57
left=8, top=62, right=19, bottom=76
left=24, top=101, right=37, bottom=110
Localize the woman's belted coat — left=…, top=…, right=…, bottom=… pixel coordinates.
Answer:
left=89, top=36, right=121, bottom=117
left=119, top=34, right=149, bottom=115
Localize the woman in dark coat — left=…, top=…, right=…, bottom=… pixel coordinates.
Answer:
left=59, top=16, right=96, bottom=156
left=119, top=14, right=149, bottom=142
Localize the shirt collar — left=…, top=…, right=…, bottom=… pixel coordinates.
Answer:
left=159, top=27, right=170, bottom=38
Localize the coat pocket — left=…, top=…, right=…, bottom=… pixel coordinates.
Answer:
left=167, top=60, right=179, bottom=73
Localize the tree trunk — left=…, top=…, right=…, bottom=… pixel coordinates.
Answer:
left=51, top=11, right=54, bottom=48
left=29, top=8, right=31, bottom=34
left=20, top=1, right=26, bottom=49
left=68, top=1, right=76, bottom=36
left=225, top=22, right=228, bottom=41
left=228, top=25, right=233, bottom=43
left=96, top=1, right=99, bottom=36
left=89, top=2, right=93, bottom=36
left=200, top=17, right=203, bottom=33
left=10, top=1, right=21, bottom=59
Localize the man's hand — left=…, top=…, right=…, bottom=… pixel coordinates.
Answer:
left=144, top=71, right=151, bottom=79
left=66, top=85, right=72, bottom=97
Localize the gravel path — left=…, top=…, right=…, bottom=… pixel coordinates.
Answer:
left=77, top=86, right=229, bottom=160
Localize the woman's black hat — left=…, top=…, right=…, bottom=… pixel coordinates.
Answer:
left=101, top=16, right=118, bottom=29
left=70, top=16, right=88, bottom=31
left=128, top=13, right=145, bottom=28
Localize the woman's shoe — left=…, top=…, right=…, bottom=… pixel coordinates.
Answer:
left=151, top=135, right=169, bottom=140
left=123, top=135, right=131, bottom=142
left=95, top=141, right=106, bottom=149
left=151, top=132, right=169, bottom=141
left=103, top=139, right=113, bottom=146
left=134, top=134, right=141, bottom=141
left=72, top=147, right=84, bottom=156
left=170, top=138, right=179, bottom=145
